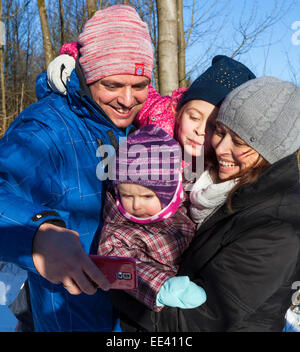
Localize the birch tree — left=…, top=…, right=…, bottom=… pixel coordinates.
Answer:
left=87, top=0, right=97, bottom=18
left=177, top=0, right=187, bottom=88
left=156, top=0, right=178, bottom=96
left=59, top=0, right=65, bottom=47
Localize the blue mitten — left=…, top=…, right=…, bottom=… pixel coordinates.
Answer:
left=156, top=276, right=206, bottom=309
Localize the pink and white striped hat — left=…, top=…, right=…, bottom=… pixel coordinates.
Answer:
left=78, top=5, right=153, bottom=84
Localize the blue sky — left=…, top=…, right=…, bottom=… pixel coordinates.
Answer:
left=184, top=0, right=300, bottom=83
left=33, top=1, right=299, bottom=84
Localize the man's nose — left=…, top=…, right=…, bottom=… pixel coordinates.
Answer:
left=118, top=87, right=134, bottom=108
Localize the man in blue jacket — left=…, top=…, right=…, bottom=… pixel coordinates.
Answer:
left=0, top=5, right=153, bottom=331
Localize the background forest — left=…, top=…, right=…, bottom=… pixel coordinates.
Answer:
left=0, top=0, right=299, bottom=136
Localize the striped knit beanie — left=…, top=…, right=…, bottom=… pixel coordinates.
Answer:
left=113, top=125, right=182, bottom=209
left=78, top=5, right=153, bottom=84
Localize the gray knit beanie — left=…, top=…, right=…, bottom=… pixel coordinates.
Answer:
left=217, top=76, right=300, bottom=164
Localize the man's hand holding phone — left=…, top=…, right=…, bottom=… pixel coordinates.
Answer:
left=89, top=255, right=137, bottom=290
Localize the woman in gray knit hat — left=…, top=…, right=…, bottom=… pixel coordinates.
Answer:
left=113, top=76, right=300, bottom=332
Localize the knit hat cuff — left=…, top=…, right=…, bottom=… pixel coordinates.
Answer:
left=181, top=87, right=226, bottom=107
left=82, top=65, right=153, bottom=84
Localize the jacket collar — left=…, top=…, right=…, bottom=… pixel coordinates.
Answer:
left=66, top=61, right=135, bottom=137
left=231, top=150, right=300, bottom=211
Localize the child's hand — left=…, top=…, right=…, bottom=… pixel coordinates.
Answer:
left=156, top=276, right=206, bottom=309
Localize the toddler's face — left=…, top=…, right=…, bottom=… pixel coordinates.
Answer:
left=117, top=184, right=162, bottom=218
left=176, top=100, right=219, bottom=157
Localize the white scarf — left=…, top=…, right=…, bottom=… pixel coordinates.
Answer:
left=189, top=170, right=237, bottom=225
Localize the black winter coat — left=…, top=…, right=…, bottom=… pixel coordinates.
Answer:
left=110, top=150, right=300, bottom=332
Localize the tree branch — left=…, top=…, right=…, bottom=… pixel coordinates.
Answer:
left=0, top=0, right=31, bottom=21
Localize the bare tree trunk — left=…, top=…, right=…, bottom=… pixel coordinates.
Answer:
left=0, top=47, right=6, bottom=136
left=177, top=0, right=187, bottom=88
left=59, top=0, right=65, bottom=47
left=20, top=82, right=24, bottom=113
left=0, top=0, right=6, bottom=136
left=123, top=0, right=129, bottom=4
left=87, top=0, right=97, bottom=19
left=37, top=0, right=54, bottom=68
left=156, top=0, right=178, bottom=96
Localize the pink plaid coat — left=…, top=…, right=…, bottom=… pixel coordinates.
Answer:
left=98, top=190, right=196, bottom=312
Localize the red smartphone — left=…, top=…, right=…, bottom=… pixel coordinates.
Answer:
left=89, top=254, right=137, bottom=290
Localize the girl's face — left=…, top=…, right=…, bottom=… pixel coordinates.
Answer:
left=211, top=122, right=260, bottom=180
left=117, top=183, right=162, bottom=218
left=176, top=100, right=219, bottom=157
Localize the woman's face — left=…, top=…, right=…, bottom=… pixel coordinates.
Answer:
left=211, top=122, right=260, bottom=180
left=176, top=100, right=219, bottom=157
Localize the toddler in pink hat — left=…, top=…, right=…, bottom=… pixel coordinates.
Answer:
left=97, top=125, right=206, bottom=312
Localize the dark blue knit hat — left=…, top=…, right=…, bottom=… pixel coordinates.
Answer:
left=180, top=55, right=256, bottom=108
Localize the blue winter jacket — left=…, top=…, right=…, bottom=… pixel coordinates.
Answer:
left=0, top=69, right=134, bottom=331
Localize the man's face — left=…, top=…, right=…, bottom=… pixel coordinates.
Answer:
left=89, top=75, right=150, bottom=128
